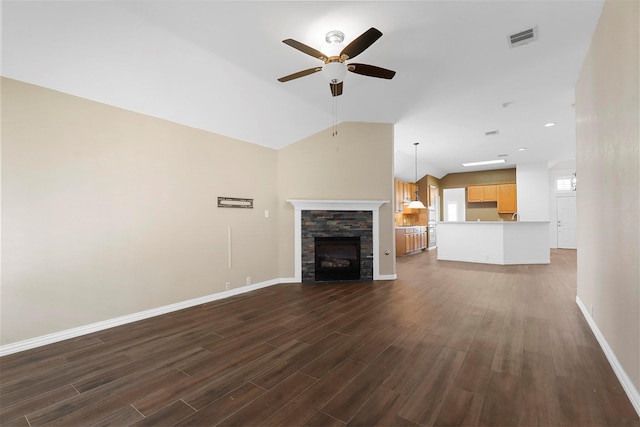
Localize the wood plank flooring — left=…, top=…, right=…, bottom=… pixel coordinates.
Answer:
left=1, top=249, right=638, bottom=426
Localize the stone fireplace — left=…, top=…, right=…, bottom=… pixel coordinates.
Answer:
left=302, top=211, right=372, bottom=282
left=288, top=200, right=387, bottom=283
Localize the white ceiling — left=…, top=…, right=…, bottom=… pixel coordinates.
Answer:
left=1, top=1, right=604, bottom=180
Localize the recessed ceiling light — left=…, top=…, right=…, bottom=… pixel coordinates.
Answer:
left=462, top=159, right=506, bottom=167
left=544, top=122, right=556, bottom=127
left=518, top=147, right=527, bottom=151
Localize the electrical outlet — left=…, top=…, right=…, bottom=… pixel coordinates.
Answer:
left=225, top=282, right=231, bottom=291
left=246, top=276, right=251, bottom=285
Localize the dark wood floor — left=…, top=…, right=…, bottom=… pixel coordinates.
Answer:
left=1, top=249, right=638, bottom=426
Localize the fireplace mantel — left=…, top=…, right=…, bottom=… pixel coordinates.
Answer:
left=288, top=199, right=388, bottom=211
left=287, top=199, right=389, bottom=282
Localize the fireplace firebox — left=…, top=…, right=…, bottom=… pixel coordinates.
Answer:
left=314, top=237, right=361, bottom=282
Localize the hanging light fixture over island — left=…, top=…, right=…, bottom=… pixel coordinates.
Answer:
left=407, top=142, right=427, bottom=209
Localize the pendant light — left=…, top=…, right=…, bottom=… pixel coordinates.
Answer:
left=407, top=142, right=427, bottom=209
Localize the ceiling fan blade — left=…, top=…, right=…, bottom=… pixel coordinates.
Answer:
left=340, top=27, right=383, bottom=60
left=330, top=81, right=343, bottom=97
left=282, top=39, right=328, bottom=62
left=347, top=63, right=396, bottom=79
left=278, top=67, right=322, bottom=82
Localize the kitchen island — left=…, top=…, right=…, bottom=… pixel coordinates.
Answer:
left=437, top=221, right=550, bottom=265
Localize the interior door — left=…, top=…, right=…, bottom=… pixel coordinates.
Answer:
left=557, top=196, right=577, bottom=249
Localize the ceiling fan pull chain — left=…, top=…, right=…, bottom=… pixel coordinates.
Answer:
left=332, top=96, right=338, bottom=137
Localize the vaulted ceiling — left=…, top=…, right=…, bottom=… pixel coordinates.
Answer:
left=2, top=1, right=604, bottom=180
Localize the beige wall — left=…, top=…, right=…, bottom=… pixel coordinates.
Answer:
left=2, top=77, right=280, bottom=344
left=576, top=0, right=639, bottom=399
left=276, top=122, right=396, bottom=278
left=1, top=78, right=396, bottom=346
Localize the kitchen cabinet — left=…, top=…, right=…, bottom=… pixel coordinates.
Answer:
left=467, top=185, right=497, bottom=202
left=404, top=182, right=417, bottom=203
left=394, top=179, right=404, bottom=212
left=497, top=183, right=517, bottom=213
left=395, top=226, right=427, bottom=256
left=394, top=179, right=419, bottom=212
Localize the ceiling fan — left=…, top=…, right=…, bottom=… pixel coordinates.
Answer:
left=277, top=27, right=396, bottom=97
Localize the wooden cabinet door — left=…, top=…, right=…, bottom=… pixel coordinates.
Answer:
left=406, top=233, right=414, bottom=252
left=483, top=185, right=497, bottom=201
left=467, top=186, right=484, bottom=202
left=405, top=182, right=417, bottom=202
left=394, top=179, right=404, bottom=212
left=395, top=229, right=406, bottom=256
left=468, top=185, right=497, bottom=202
left=497, top=184, right=517, bottom=213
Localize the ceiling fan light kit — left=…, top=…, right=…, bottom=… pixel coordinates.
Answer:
left=323, top=61, right=347, bottom=83
left=278, top=27, right=395, bottom=97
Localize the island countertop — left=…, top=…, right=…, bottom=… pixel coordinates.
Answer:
left=436, top=221, right=550, bottom=265
left=438, top=221, right=550, bottom=224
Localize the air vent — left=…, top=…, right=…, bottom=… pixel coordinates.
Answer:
left=485, top=130, right=500, bottom=136
left=509, top=26, right=538, bottom=48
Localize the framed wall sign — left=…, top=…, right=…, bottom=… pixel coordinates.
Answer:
left=218, top=197, right=253, bottom=209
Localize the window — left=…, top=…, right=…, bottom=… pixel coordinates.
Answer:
left=556, top=177, right=573, bottom=192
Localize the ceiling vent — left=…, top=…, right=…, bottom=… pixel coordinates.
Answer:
left=509, top=26, right=538, bottom=48
left=485, top=130, right=500, bottom=136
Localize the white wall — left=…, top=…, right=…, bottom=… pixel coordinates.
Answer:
left=516, top=162, right=550, bottom=221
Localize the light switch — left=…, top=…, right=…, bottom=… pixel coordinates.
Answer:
left=264, top=210, right=269, bottom=218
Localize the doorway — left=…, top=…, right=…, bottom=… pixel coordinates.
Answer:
left=443, top=188, right=466, bottom=222
left=557, top=196, right=577, bottom=249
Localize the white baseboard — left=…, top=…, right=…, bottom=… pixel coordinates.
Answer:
left=0, top=275, right=398, bottom=357
left=377, top=274, right=397, bottom=280
left=436, top=256, right=549, bottom=265
left=0, top=278, right=282, bottom=357
left=576, top=295, right=640, bottom=417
